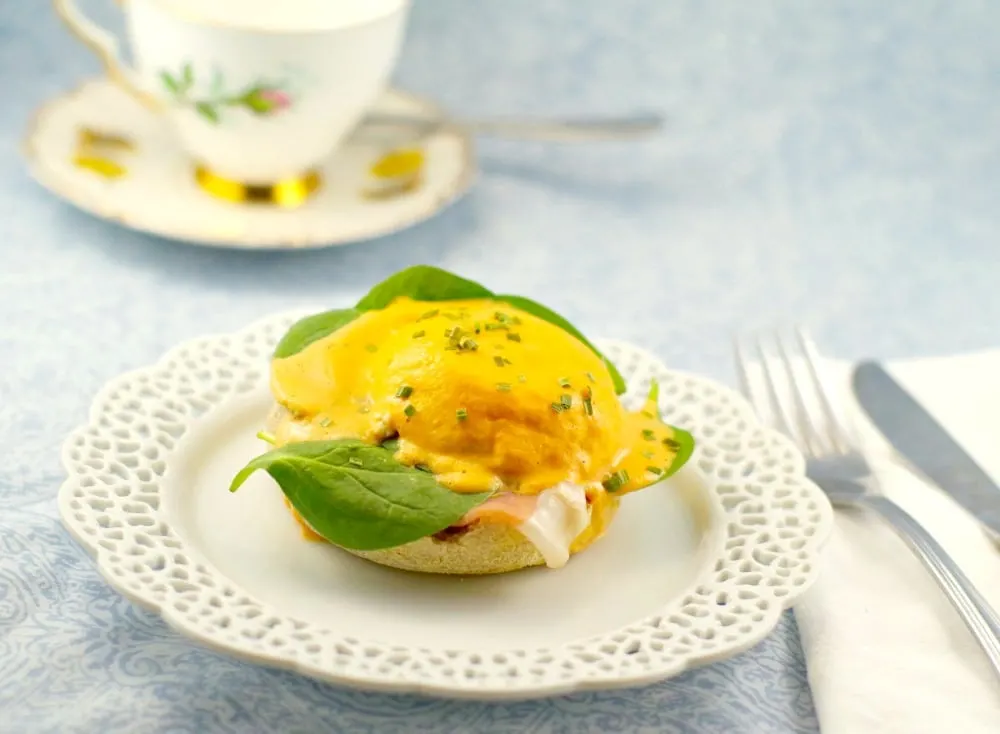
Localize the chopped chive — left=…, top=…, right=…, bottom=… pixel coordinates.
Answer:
left=395, top=385, right=414, bottom=398
left=663, top=437, right=681, bottom=450
left=496, top=382, right=512, bottom=392
left=558, top=377, right=571, bottom=388
left=506, top=333, right=521, bottom=342
left=583, top=397, right=594, bottom=416
left=642, top=429, right=657, bottom=441
left=494, top=356, right=506, bottom=367
left=518, top=374, right=527, bottom=383
left=318, top=416, right=332, bottom=427
left=642, top=450, right=655, bottom=459
left=485, top=323, right=509, bottom=331
left=559, top=394, right=572, bottom=409
left=445, top=326, right=462, bottom=339
left=586, top=372, right=596, bottom=383
left=256, top=430, right=277, bottom=445
left=602, top=470, right=630, bottom=492
left=365, top=344, right=378, bottom=353
left=456, top=408, right=468, bottom=421
left=474, top=322, right=481, bottom=334
left=502, top=357, right=513, bottom=365
left=348, top=457, right=363, bottom=467
left=550, top=402, right=565, bottom=414
left=510, top=316, right=522, bottom=325
left=494, top=311, right=509, bottom=323
left=647, top=466, right=664, bottom=476
left=419, top=309, right=439, bottom=320
left=403, top=404, right=417, bottom=418
left=641, top=410, right=654, bottom=419
left=412, top=330, right=425, bottom=339
left=459, top=337, right=478, bottom=351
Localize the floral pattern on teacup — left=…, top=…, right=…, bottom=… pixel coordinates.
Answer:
left=159, top=64, right=293, bottom=124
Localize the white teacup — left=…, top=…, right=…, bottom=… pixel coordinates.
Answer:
left=54, top=0, right=411, bottom=204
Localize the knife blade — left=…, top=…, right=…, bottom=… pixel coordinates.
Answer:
left=852, top=360, right=1000, bottom=538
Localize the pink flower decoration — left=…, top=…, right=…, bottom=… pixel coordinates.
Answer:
left=259, top=89, right=292, bottom=111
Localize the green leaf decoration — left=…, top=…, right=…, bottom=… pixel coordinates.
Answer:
left=229, top=439, right=491, bottom=550
left=210, top=69, right=225, bottom=95
left=242, top=87, right=272, bottom=114
left=195, top=102, right=220, bottom=124
left=159, top=71, right=180, bottom=95
left=182, top=62, right=194, bottom=88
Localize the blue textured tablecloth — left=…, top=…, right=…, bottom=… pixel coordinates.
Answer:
left=2, top=1, right=999, bottom=732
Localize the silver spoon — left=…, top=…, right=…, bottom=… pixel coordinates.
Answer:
left=360, top=112, right=663, bottom=142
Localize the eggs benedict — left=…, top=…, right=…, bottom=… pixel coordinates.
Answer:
left=230, top=266, right=694, bottom=574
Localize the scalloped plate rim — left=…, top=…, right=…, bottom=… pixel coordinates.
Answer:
left=57, top=310, right=834, bottom=700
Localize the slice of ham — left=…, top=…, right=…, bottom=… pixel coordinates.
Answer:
left=454, top=492, right=538, bottom=527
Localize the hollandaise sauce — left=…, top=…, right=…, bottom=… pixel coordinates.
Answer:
left=267, top=297, right=690, bottom=564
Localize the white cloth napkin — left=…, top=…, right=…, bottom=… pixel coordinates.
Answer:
left=796, top=350, right=1000, bottom=733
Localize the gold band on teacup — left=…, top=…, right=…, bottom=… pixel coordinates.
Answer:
left=195, top=166, right=322, bottom=208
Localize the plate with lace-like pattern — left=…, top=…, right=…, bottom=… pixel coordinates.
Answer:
left=58, top=312, right=833, bottom=700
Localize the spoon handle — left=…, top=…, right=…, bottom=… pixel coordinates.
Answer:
left=362, top=113, right=663, bottom=142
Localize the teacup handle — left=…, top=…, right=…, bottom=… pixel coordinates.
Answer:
left=52, top=0, right=160, bottom=109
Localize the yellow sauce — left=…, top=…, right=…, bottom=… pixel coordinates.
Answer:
left=269, top=297, right=683, bottom=541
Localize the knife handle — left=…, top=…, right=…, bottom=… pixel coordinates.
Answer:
left=864, top=495, right=1000, bottom=680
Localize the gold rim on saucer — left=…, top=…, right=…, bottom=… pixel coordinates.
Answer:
left=21, top=79, right=477, bottom=249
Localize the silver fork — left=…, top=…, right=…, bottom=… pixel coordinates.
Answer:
left=734, top=329, right=1000, bottom=683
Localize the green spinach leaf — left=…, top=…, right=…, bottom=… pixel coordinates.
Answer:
left=273, top=308, right=359, bottom=359
left=229, top=439, right=491, bottom=550
left=661, top=426, right=695, bottom=478
left=646, top=378, right=661, bottom=416
left=642, top=380, right=695, bottom=484
left=355, top=264, right=494, bottom=311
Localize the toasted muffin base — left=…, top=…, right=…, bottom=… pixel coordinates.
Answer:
left=346, top=523, right=547, bottom=575
left=284, top=498, right=618, bottom=575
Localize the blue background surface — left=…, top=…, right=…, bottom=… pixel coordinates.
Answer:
left=2, top=1, right=998, bottom=731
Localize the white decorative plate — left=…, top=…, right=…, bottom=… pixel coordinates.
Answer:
left=24, top=79, right=474, bottom=250
left=58, top=312, right=833, bottom=699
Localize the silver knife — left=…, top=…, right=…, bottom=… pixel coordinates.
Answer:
left=852, top=360, right=1000, bottom=538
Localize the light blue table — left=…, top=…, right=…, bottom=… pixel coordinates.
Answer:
left=3, top=1, right=999, bottom=731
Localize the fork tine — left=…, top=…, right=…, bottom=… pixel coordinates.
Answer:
left=795, top=327, right=852, bottom=453
left=773, top=332, right=827, bottom=457
left=732, top=337, right=757, bottom=409
left=733, top=336, right=774, bottom=422
left=750, top=334, right=801, bottom=441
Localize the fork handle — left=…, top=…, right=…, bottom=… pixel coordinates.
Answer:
left=862, top=494, right=1000, bottom=679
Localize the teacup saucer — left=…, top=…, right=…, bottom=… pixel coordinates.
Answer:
left=23, top=78, right=475, bottom=250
